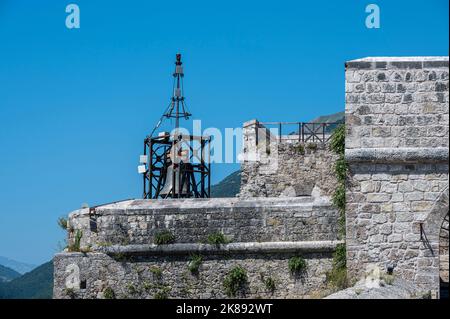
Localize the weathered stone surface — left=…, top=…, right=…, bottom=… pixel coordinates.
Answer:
left=57, top=197, right=341, bottom=299
left=345, top=57, right=449, bottom=298
left=239, top=121, right=339, bottom=199
left=67, top=197, right=340, bottom=249
left=325, top=278, right=428, bottom=299
left=54, top=251, right=335, bottom=299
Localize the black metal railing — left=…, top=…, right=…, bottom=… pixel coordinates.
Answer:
left=255, top=121, right=342, bottom=145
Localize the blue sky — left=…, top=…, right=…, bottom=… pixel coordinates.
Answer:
left=0, top=0, right=448, bottom=265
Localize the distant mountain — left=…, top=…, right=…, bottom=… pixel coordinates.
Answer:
left=210, top=170, right=241, bottom=198
left=310, top=111, right=345, bottom=124
left=0, top=256, right=36, bottom=275
left=309, top=111, right=344, bottom=134
left=0, top=265, right=21, bottom=283
left=0, top=261, right=53, bottom=299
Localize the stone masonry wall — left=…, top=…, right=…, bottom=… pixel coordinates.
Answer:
left=345, top=57, right=449, bottom=296
left=68, top=197, right=339, bottom=248
left=239, top=120, right=339, bottom=199
left=54, top=250, right=335, bottom=299
left=55, top=197, right=341, bottom=299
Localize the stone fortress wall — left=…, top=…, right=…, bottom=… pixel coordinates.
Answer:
left=239, top=120, right=339, bottom=199
left=54, top=56, right=449, bottom=299
left=344, top=57, right=449, bottom=297
left=54, top=198, right=341, bottom=299
left=54, top=132, right=342, bottom=299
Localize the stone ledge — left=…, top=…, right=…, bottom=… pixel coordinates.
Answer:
left=345, top=147, right=449, bottom=164
left=243, top=119, right=259, bottom=128
left=70, top=196, right=332, bottom=217
left=89, top=240, right=344, bottom=256
left=345, top=56, right=449, bottom=70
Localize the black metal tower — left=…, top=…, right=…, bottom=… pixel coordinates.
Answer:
left=140, top=54, right=211, bottom=199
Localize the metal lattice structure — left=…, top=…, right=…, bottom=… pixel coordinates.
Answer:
left=140, top=54, right=211, bottom=199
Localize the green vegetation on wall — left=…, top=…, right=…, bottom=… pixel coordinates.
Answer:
left=328, top=124, right=349, bottom=289
left=223, top=265, right=248, bottom=297
left=330, top=124, right=347, bottom=238
left=206, top=232, right=229, bottom=246
left=288, top=256, right=307, bottom=275
left=154, top=230, right=176, bottom=245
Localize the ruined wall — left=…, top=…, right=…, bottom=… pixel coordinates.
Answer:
left=345, top=57, right=449, bottom=296
left=239, top=120, right=339, bottom=199
left=55, top=197, right=341, bottom=299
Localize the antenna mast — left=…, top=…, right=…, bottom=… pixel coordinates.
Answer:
left=165, top=53, right=191, bottom=133
left=140, top=54, right=211, bottom=200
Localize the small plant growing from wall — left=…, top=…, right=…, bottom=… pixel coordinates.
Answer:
left=326, top=125, right=349, bottom=290
left=207, top=232, right=229, bottom=247
left=68, top=230, right=83, bottom=252
left=288, top=256, right=307, bottom=275
left=223, top=265, right=248, bottom=297
left=154, top=285, right=171, bottom=299
left=64, top=288, right=77, bottom=299
left=149, top=266, right=163, bottom=280
left=154, top=230, right=175, bottom=245
left=326, top=243, right=348, bottom=289
left=330, top=124, right=347, bottom=239
left=127, top=283, right=138, bottom=295
left=306, top=143, right=318, bottom=151
left=103, top=287, right=115, bottom=299
left=113, top=252, right=128, bottom=262
left=57, top=217, right=68, bottom=230
left=295, top=144, right=305, bottom=155
left=188, top=254, right=203, bottom=274
left=259, top=273, right=276, bottom=293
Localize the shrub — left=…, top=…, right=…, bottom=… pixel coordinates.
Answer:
left=296, top=144, right=305, bottom=155
left=306, top=143, right=318, bottom=151
left=154, top=291, right=167, bottom=299
left=223, top=266, right=248, bottom=297
left=333, top=243, right=347, bottom=270
left=113, top=252, right=127, bottom=262
left=207, top=232, right=228, bottom=246
left=326, top=243, right=348, bottom=290
left=142, top=281, right=152, bottom=291
left=68, top=230, right=82, bottom=252
left=288, top=256, right=307, bottom=275
left=329, top=124, right=345, bottom=155
left=332, top=184, right=346, bottom=213
left=154, top=230, right=175, bottom=245
left=103, top=287, right=115, bottom=299
left=326, top=267, right=348, bottom=290
left=334, top=156, right=348, bottom=183
left=149, top=266, right=163, bottom=280
left=64, top=288, right=76, bottom=299
left=127, top=283, right=138, bottom=294
left=57, top=217, right=68, bottom=230
left=154, top=286, right=171, bottom=299
left=263, top=276, right=276, bottom=293
left=188, top=254, right=203, bottom=274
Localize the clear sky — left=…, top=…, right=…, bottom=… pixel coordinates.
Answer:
left=0, top=0, right=448, bottom=265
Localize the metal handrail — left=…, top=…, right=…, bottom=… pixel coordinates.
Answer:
left=255, top=121, right=342, bottom=144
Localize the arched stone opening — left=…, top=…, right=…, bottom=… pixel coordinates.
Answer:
left=440, top=212, right=449, bottom=298
left=422, top=186, right=449, bottom=299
